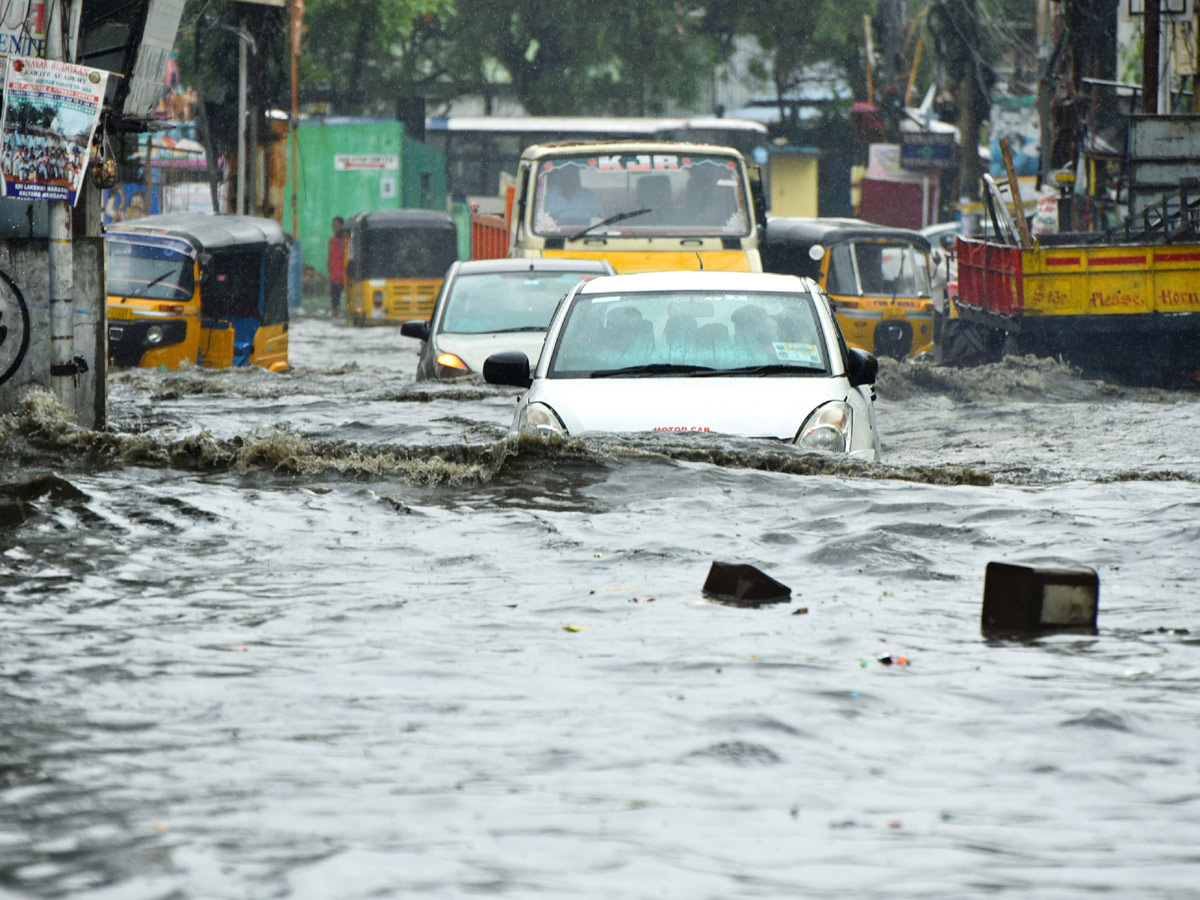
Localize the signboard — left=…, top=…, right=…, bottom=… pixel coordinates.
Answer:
left=1, top=56, right=108, bottom=205
left=0, top=1, right=45, bottom=59
left=334, top=154, right=398, bottom=171
left=900, top=132, right=957, bottom=170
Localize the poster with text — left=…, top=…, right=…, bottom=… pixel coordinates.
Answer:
left=1, top=56, right=108, bottom=205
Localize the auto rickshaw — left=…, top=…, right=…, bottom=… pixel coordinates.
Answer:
left=105, top=213, right=289, bottom=371
left=343, top=209, right=459, bottom=326
left=760, top=217, right=937, bottom=359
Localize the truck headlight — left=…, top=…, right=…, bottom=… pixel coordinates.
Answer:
left=796, top=401, right=852, bottom=453
left=518, top=402, right=566, bottom=438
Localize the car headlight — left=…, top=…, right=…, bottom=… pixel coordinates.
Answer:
left=144, top=324, right=164, bottom=345
left=518, top=402, right=567, bottom=438
left=436, top=352, right=468, bottom=373
left=796, top=400, right=852, bottom=453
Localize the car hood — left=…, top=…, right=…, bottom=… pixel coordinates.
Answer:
left=530, top=376, right=852, bottom=441
left=435, top=332, right=548, bottom=374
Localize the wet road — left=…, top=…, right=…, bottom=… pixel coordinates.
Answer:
left=3, top=314, right=1199, bottom=898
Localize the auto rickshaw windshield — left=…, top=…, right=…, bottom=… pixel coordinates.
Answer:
left=359, top=226, right=458, bottom=281
left=827, top=241, right=931, bottom=297
left=107, top=242, right=194, bottom=302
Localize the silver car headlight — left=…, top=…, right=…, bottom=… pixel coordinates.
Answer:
left=796, top=400, right=852, bottom=453
left=519, top=402, right=567, bottom=438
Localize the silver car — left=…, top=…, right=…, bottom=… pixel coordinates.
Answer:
left=401, top=257, right=614, bottom=381
left=482, top=271, right=882, bottom=460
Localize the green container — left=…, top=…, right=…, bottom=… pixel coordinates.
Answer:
left=284, top=119, right=448, bottom=278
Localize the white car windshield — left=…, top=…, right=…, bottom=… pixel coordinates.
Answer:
left=548, top=290, right=829, bottom=377
left=532, top=153, right=751, bottom=238
left=440, top=271, right=601, bottom=334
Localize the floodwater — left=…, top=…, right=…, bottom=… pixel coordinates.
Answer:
left=3, top=314, right=1199, bottom=899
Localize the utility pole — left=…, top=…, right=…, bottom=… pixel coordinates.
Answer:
left=290, top=0, right=303, bottom=239
left=1036, top=0, right=1053, bottom=183
left=1143, top=0, right=1160, bottom=113
left=47, top=0, right=75, bottom=413
left=956, top=0, right=983, bottom=221
left=237, top=23, right=247, bottom=215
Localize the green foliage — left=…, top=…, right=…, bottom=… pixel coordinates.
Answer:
left=301, top=0, right=454, bottom=114
left=439, top=0, right=719, bottom=115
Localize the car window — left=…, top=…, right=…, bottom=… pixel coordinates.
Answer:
left=440, top=271, right=601, bottom=334
left=548, top=290, right=829, bottom=376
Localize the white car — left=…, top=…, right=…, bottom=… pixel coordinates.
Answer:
left=401, top=257, right=614, bottom=380
left=482, top=271, right=881, bottom=460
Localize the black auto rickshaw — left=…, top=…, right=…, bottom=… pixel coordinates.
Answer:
left=760, top=217, right=937, bottom=359
left=106, top=213, right=290, bottom=370
left=343, top=209, right=460, bottom=326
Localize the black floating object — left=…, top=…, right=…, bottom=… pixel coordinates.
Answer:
left=703, top=562, right=791, bottom=608
left=981, top=561, right=1098, bottom=638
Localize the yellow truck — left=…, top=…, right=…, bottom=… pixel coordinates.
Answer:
left=507, top=140, right=766, bottom=273
left=953, top=177, right=1200, bottom=384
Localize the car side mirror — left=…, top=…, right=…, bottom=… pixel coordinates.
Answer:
left=483, top=350, right=532, bottom=388
left=400, top=319, right=430, bottom=341
left=846, top=347, right=878, bottom=387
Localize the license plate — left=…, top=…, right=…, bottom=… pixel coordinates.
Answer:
left=108, top=306, right=134, bottom=320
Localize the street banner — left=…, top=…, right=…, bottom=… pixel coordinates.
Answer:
left=1, top=56, right=109, bottom=205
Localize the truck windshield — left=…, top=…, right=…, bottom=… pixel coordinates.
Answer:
left=107, top=242, right=194, bottom=302
left=532, top=153, right=751, bottom=238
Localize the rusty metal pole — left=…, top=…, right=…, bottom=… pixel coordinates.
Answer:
left=46, top=0, right=75, bottom=415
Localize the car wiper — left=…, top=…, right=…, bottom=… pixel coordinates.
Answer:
left=590, top=363, right=716, bottom=378
left=568, top=208, right=652, bottom=241
left=120, top=269, right=175, bottom=305
left=697, top=364, right=825, bottom=376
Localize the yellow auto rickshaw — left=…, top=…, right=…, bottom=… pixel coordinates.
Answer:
left=343, top=209, right=459, bottom=326
left=106, top=213, right=290, bottom=371
left=760, top=217, right=937, bottom=359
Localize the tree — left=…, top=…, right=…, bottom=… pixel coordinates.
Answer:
left=726, top=0, right=875, bottom=131
left=300, top=0, right=454, bottom=115
left=439, top=0, right=720, bottom=115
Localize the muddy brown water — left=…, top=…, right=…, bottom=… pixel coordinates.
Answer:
left=2, top=314, right=1199, bottom=898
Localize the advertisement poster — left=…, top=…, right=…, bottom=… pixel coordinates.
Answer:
left=988, top=96, right=1040, bottom=178
left=1, top=55, right=108, bottom=205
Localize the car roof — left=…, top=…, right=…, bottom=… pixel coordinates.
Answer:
left=452, top=257, right=614, bottom=275
left=576, top=270, right=817, bottom=295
